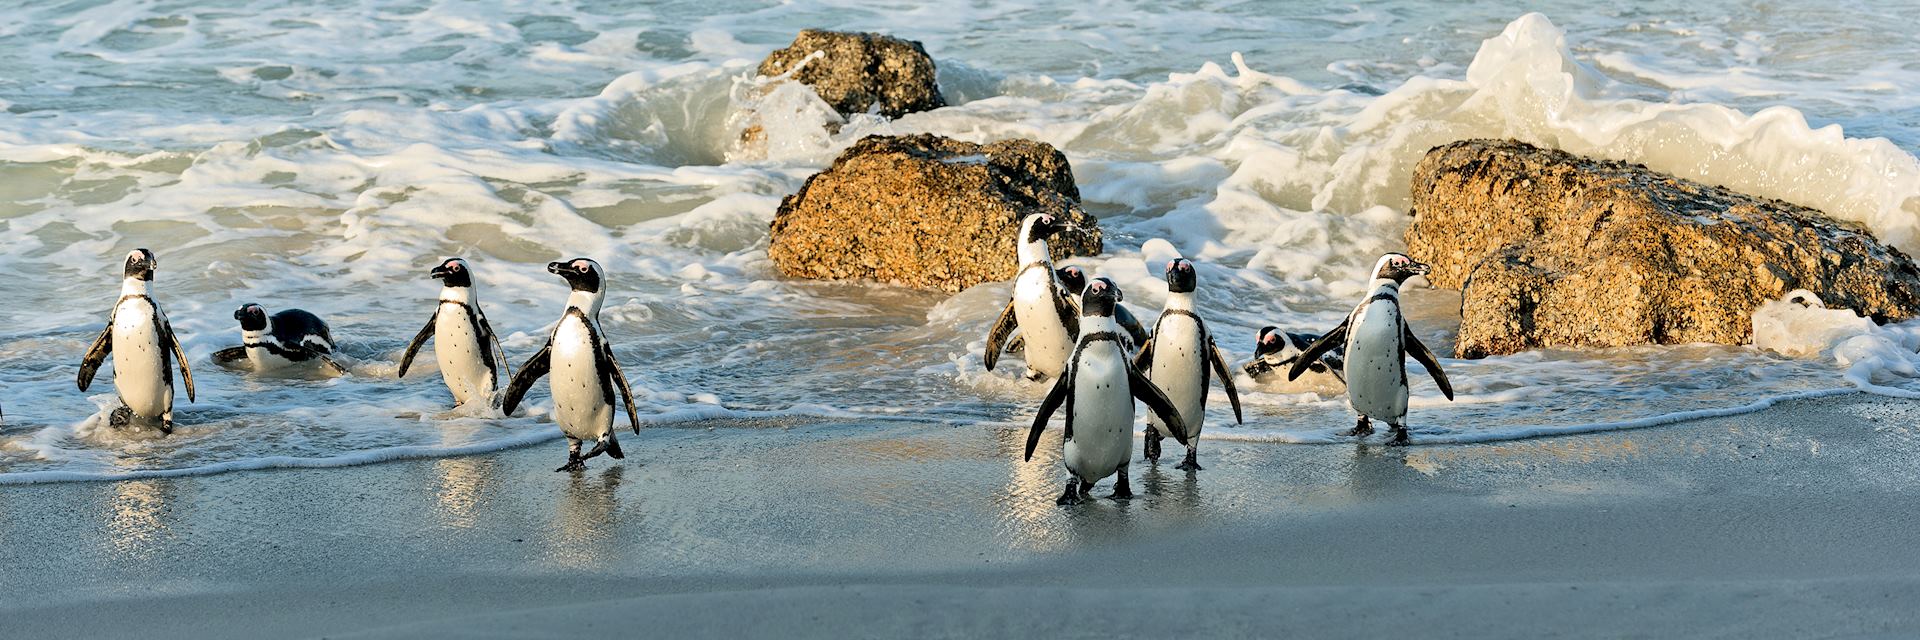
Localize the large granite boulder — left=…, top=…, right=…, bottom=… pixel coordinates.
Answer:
left=757, top=30, right=946, bottom=119
left=768, top=134, right=1102, bottom=292
left=1406, top=138, right=1920, bottom=358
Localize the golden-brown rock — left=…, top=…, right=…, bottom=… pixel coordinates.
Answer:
left=1406, top=139, right=1920, bottom=358
left=769, top=134, right=1102, bottom=292
left=758, top=30, right=945, bottom=119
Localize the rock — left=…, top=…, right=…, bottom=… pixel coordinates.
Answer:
left=1405, top=138, right=1920, bottom=358
left=757, top=30, right=946, bottom=119
left=769, top=134, right=1101, bottom=292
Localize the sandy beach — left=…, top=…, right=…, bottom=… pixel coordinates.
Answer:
left=5, top=394, right=1918, bottom=638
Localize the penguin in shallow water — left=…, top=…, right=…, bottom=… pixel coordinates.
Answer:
left=501, top=258, right=642, bottom=472
left=397, top=257, right=509, bottom=406
left=1134, top=258, right=1242, bottom=470
left=212, top=304, right=349, bottom=376
left=1004, top=265, right=1150, bottom=354
left=77, top=249, right=196, bottom=434
left=1244, top=326, right=1346, bottom=386
left=1288, top=253, right=1454, bottom=445
left=1025, top=277, right=1188, bottom=505
left=983, top=214, right=1082, bottom=381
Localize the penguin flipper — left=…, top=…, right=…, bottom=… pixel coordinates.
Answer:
left=1402, top=325, right=1454, bottom=400
left=396, top=313, right=436, bottom=378
left=318, top=355, right=351, bottom=377
left=158, top=310, right=195, bottom=402
left=1131, top=337, right=1155, bottom=371
left=476, top=309, right=510, bottom=381
left=983, top=300, right=1019, bottom=371
left=1116, top=304, right=1149, bottom=349
left=1287, top=319, right=1349, bottom=382
left=501, top=341, right=553, bottom=416
left=1206, top=338, right=1244, bottom=424
left=1127, top=364, right=1189, bottom=447
left=598, top=340, right=643, bottom=434
left=211, top=346, right=249, bottom=369
left=1024, top=372, right=1072, bottom=461
left=77, top=324, right=113, bottom=392
left=1053, top=289, right=1080, bottom=339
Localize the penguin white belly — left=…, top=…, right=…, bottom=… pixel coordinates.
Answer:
left=1345, top=303, right=1408, bottom=422
left=1063, top=344, right=1133, bottom=483
left=110, top=300, right=170, bottom=418
left=433, top=304, right=493, bottom=405
left=1146, top=316, right=1207, bottom=441
left=549, top=318, right=613, bottom=441
left=1012, top=268, right=1072, bottom=378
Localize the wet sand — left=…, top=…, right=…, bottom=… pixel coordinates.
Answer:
left=4, top=395, right=1920, bottom=638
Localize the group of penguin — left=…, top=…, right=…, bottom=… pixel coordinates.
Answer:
left=985, top=214, right=1454, bottom=505
left=73, top=249, right=641, bottom=471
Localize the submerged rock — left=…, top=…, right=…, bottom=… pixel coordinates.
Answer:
left=757, top=29, right=946, bottom=119
left=1406, top=138, right=1920, bottom=358
left=768, top=134, right=1101, bottom=292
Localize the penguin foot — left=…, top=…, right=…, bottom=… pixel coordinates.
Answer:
left=157, top=420, right=174, bottom=436
left=1143, top=426, right=1162, bottom=461
left=1344, top=416, right=1374, bottom=438
left=1387, top=426, right=1411, bottom=447
left=1175, top=451, right=1203, bottom=472
left=1055, top=479, right=1084, bottom=506
left=1022, top=368, right=1047, bottom=382
left=1110, top=467, right=1133, bottom=499
left=108, top=406, right=133, bottom=428
left=554, top=458, right=586, bottom=472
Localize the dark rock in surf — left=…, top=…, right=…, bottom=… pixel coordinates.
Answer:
left=768, top=134, right=1102, bottom=292
left=757, top=29, right=946, bottom=119
left=1406, top=138, right=1920, bottom=358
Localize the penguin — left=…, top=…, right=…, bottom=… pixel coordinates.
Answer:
left=1004, top=265, right=1149, bottom=354
left=1244, top=326, right=1346, bottom=386
left=211, top=304, right=350, bottom=376
left=501, top=258, right=642, bottom=472
left=1133, top=258, right=1242, bottom=470
left=983, top=214, right=1082, bottom=381
left=1288, top=253, right=1454, bottom=446
left=1024, top=277, right=1189, bottom=505
left=396, top=257, right=509, bottom=406
left=76, top=249, right=196, bottom=434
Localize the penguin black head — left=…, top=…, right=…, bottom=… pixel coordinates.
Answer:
left=1080, top=277, right=1122, bottom=318
left=548, top=257, right=603, bottom=293
left=234, top=303, right=269, bottom=331
left=123, top=248, right=156, bottom=281
left=1373, top=253, right=1431, bottom=284
left=1055, top=265, right=1088, bottom=294
left=1252, top=326, right=1285, bottom=360
left=1164, top=258, right=1197, bottom=293
left=431, top=257, right=473, bottom=288
left=1022, top=214, right=1076, bottom=244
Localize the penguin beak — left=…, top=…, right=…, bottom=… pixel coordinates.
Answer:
left=546, top=261, right=566, bottom=276
left=1409, top=261, right=1431, bottom=276
left=430, top=264, right=451, bottom=280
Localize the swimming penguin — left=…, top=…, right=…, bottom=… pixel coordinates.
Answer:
left=76, top=249, right=196, bottom=434
left=983, top=214, right=1082, bottom=381
left=1005, top=265, right=1149, bottom=354
left=1244, top=326, right=1346, bottom=386
left=1288, top=253, right=1454, bottom=445
left=211, top=304, right=350, bottom=376
left=501, top=258, right=642, bottom=472
left=397, top=257, right=509, bottom=406
left=1024, top=277, right=1188, bottom=505
left=1134, top=258, right=1242, bottom=470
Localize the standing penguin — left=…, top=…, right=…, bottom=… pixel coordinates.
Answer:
left=501, top=258, right=642, bottom=472
left=397, top=257, right=509, bottom=406
left=77, top=249, right=196, bottom=434
left=1288, top=253, right=1454, bottom=445
left=1024, top=278, right=1189, bottom=505
left=1134, top=259, right=1242, bottom=470
left=212, top=304, right=350, bottom=376
left=983, top=214, right=1081, bottom=381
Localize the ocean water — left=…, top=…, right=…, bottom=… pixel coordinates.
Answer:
left=3, top=0, right=1920, bottom=482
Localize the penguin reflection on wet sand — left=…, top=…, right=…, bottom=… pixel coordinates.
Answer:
left=1289, top=253, right=1454, bottom=445
left=983, top=213, right=1083, bottom=381
left=212, top=304, right=349, bottom=376
left=502, top=258, right=642, bottom=472
left=397, top=257, right=510, bottom=406
left=1134, top=258, right=1242, bottom=471
left=76, top=249, right=196, bottom=434
left=1026, top=277, right=1189, bottom=505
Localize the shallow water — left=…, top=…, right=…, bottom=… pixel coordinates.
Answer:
left=3, top=0, right=1920, bottom=481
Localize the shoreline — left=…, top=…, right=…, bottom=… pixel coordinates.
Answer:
left=4, top=393, right=1920, bottom=637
